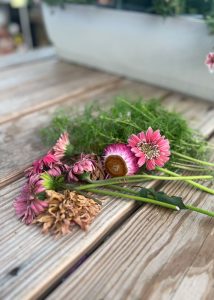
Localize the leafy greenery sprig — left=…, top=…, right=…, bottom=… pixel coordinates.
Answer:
left=40, top=97, right=210, bottom=168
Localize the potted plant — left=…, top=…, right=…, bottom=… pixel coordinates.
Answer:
left=42, top=0, right=214, bottom=102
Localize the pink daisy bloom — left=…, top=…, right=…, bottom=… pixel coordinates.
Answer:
left=104, top=143, right=139, bottom=177
left=205, top=52, right=214, bottom=73
left=26, top=151, right=59, bottom=177
left=128, top=127, right=170, bottom=171
left=53, top=132, right=70, bottom=159
left=14, top=175, right=48, bottom=224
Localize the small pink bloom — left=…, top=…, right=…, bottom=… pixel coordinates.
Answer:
left=14, top=174, right=47, bottom=224
left=104, top=143, right=139, bottom=177
left=53, top=132, right=70, bottom=159
left=128, top=127, right=170, bottom=171
left=205, top=52, right=214, bottom=73
left=26, top=151, right=59, bottom=177
left=67, top=154, right=99, bottom=182
left=72, top=154, right=95, bottom=175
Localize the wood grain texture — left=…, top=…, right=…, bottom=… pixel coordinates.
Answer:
left=0, top=95, right=213, bottom=300
left=0, top=59, right=120, bottom=124
left=0, top=177, right=160, bottom=300
left=1, top=51, right=214, bottom=300
left=0, top=80, right=168, bottom=188
left=47, top=141, right=214, bottom=300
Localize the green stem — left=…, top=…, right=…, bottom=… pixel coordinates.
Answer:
left=73, top=174, right=213, bottom=191
left=91, top=174, right=212, bottom=183
left=78, top=188, right=180, bottom=211
left=172, top=150, right=214, bottom=167
left=101, top=116, right=141, bottom=131
left=156, top=167, right=214, bottom=195
left=170, top=163, right=209, bottom=172
left=185, top=204, right=214, bottom=217
left=106, top=185, right=214, bottom=217
left=118, top=97, right=154, bottom=121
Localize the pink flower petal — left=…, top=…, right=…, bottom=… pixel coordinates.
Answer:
left=146, top=159, right=156, bottom=171
left=146, top=127, right=153, bottom=142
left=137, top=154, right=146, bottom=167
left=128, top=134, right=140, bottom=147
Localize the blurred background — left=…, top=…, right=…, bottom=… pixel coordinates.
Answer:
left=0, top=0, right=213, bottom=100
left=0, top=0, right=213, bottom=55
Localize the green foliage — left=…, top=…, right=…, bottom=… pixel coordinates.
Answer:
left=139, top=187, right=187, bottom=209
left=40, top=97, right=208, bottom=166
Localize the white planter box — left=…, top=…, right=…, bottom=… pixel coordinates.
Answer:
left=42, top=3, right=214, bottom=102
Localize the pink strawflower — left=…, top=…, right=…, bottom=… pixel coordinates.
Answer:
left=26, top=151, right=59, bottom=177
left=205, top=52, right=214, bottom=73
left=128, top=127, right=170, bottom=171
left=53, top=132, right=70, bottom=159
left=104, top=143, right=139, bottom=177
left=14, top=174, right=48, bottom=225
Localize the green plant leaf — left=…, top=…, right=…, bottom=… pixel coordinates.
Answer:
left=139, top=187, right=187, bottom=209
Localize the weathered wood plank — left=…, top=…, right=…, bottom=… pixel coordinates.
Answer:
left=0, top=175, right=160, bottom=300
left=0, top=80, right=168, bottom=188
left=46, top=141, right=214, bottom=300
left=0, top=61, right=120, bottom=124
left=0, top=47, right=56, bottom=69
left=0, top=94, right=213, bottom=300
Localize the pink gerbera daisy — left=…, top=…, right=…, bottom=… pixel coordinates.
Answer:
left=14, top=174, right=48, bottom=224
left=128, top=127, right=170, bottom=171
left=53, top=132, right=71, bottom=159
left=205, top=52, right=214, bottom=73
left=26, top=151, right=59, bottom=177
left=104, top=143, right=139, bottom=177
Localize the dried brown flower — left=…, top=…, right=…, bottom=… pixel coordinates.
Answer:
left=35, top=190, right=101, bottom=236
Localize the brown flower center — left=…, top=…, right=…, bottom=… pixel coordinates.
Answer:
left=137, top=142, right=160, bottom=160
left=105, top=155, right=128, bottom=177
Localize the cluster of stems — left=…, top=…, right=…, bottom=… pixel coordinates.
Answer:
left=66, top=172, right=214, bottom=218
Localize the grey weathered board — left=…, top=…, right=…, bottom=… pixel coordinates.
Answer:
left=0, top=48, right=214, bottom=300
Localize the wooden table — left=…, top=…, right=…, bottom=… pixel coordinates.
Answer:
left=0, top=48, right=214, bottom=300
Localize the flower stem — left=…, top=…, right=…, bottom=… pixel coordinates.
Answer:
left=185, top=204, right=214, bottom=217
left=118, top=97, right=155, bottom=121
left=77, top=188, right=180, bottom=211
left=156, top=167, right=214, bottom=195
left=105, top=185, right=214, bottom=217
left=172, top=150, right=214, bottom=167
left=73, top=174, right=212, bottom=191
left=170, top=163, right=209, bottom=172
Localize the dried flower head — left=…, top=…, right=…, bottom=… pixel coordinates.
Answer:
left=35, top=190, right=101, bottom=236
left=128, top=127, right=170, bottom=170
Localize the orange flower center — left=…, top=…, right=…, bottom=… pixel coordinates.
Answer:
left=105, top=155, right=128, bottom=177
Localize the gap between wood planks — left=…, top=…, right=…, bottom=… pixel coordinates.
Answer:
left=0, top=79, right=123, bottom=189
left=0, top=77, right=122, bottom=125
left=45, top=137, right=214, bottom=300
left=0, top=95, right=214, bottom=300
left=0, top=81, right=170, bottom=189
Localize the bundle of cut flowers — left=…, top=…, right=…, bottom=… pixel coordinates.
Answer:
left=14, top=98, right=214, bottom=236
